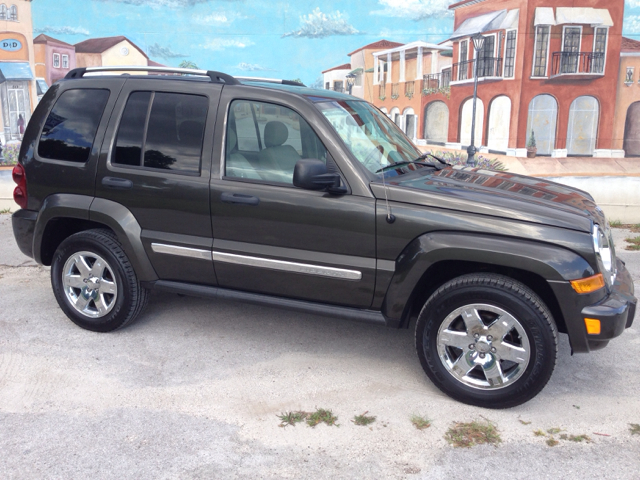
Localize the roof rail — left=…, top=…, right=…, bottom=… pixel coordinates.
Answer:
left=64, top=66, right=240, bottom=85
left=235, top=76, right=306, bottom=87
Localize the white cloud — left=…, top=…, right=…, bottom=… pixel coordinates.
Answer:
left=625, top=15, right=640, bottom=33
left=234, top=63, right=275, bottom=72
left=148, top=43, right=188, bottom=58
left=283, top=8, right=361, bottom=38
left=627, top=0, right=640, bottom=8
left=371, top=0, right=452, bottom=20
left=96, top=0, right=241, bottom=9
left=34, top=26, right=90, bottom=36
left=200, top=38, right=254, bottom=51
left=194, top=10, right=245, bottom=25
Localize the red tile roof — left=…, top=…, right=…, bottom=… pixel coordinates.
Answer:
left=33, top=34, right=74, bottom=48
left=322, top=63, right=351, bottom=74
left=621, top=36, right=640, bottom=52
left=348, top=40, right=404, bottom=56
left=75, top=36, right=148, bottom=59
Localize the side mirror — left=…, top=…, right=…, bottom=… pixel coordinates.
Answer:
left=293, top=159, right=346, bottom=194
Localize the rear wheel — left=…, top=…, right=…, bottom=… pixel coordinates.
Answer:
left=415, top=274, right=557, bottom=408
left=51, top=229, right=148, bottom=332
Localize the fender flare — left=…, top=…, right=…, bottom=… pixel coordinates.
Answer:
left=381, top=231, right=595, bottom=322
left=33, top=194, right=158, bottom=282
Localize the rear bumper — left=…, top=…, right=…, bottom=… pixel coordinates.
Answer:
left=11, top=209, right=37, bottom=259
left=549, top=258, right=636, bottom=353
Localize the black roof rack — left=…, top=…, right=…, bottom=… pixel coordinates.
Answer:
left=64, top=66, right=239, bottom=85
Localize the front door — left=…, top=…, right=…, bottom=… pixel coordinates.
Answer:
left=210, top=95, right=376, bottom=308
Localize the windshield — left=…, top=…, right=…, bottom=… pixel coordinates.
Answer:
left=315, top=100, right=422, bottom=176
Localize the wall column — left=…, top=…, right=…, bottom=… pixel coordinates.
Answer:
left=373, top=56, right=379, bottom=85
left=431, top=51, right=439, bottom=75
left=387, top=52, right=392, bottom=83
left=399, top=50, right=405, bottom=82
left=416, top=46, right=423, bottom=80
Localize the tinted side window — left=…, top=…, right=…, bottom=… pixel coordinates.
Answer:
left=38, top=89, right=110, bottom=163
left=144, top=92, right=207, bottom=174
left=112, top=91, right=208, bottom=174
left=114, top=91, right=151, bottom=166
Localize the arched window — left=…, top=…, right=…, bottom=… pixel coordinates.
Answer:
left=9, top=4, right=17, bottom=21
left=424, top=101, right=449, bottom=144
left=0, top=5, right=7, bottom=20
left=525, top=94, right=557, bottom=155
left=487, top=95, right=512, bottom=152
left=567, top=96, right=599, bottom=156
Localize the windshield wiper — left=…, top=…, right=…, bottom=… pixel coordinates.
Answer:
left=375, top=152, right=451, bottom=174
left=414, top=151, right=450, bottom=166
left=375, top=160, right=439, bottom=173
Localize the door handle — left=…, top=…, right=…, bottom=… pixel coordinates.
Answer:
left=102, top=177, right=133, bottom=189
left=220, top=192, right=260, bottom=206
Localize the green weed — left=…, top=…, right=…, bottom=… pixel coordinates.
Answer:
left=410, top=414, right=431, bottom=430
left=352, top=411, right=376, bottom=426
left=306, top=408, right=338, bottom=428
left=277, top=411, right=308, bottom=428
left=444, top=420, right=501, bottom=448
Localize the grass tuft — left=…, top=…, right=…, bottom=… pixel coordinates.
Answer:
left=547, top=427, right=562, bottom=435
left=410, top=414, right=431, bottom=430
left=352, top=411, right=376, bottom=426
left=625, top=236, right=640, bottom=251
left=0, top=208, right=11, bottom=214
left=610, top=220, right=622, bottom=228
left=519, top=420, right=532, bottom=425
left=546, top=437, right=559, bottom=447
left=630, top=424, right=640, bottom=435
left=277, top=411, right=309, bottom=428
left=306, top=408, right=338, bottom=428
left=567, top=434, right=591, bottom=443
left=444, top=420, right=501, bottom=448
left=533, top=429, right=546, bottom=437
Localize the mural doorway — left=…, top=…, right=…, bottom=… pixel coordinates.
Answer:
left=424, top=101, right=449, bottom=144
left=623, top=102, right=640, bottom=157
left=567, top=96, right=598, bottom=156
left=460, top=97, right=484, bottom=147
left=487, top=96, right=511, bottom=152
left=1, top=80, right=32, bottom=142
left=403, top=107, right=416, bottom=140
left=525, top=95, right=557, bottom=155
left=389, top=107, right=401, bottom=129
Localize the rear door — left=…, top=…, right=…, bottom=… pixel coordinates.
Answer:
left=95, top=78, right=221, bottom=285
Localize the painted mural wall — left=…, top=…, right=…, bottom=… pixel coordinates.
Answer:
left=3, top=0, right=640, bottom=158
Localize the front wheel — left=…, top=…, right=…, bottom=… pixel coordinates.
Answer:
left=51, top=229, right=148, bottom=332
left=415, top=274, right=558, bottom=408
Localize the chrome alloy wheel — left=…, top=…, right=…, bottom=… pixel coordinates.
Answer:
left=62, top=251, right=118, bottom=318
left=436, top=303, right=530, bottom=390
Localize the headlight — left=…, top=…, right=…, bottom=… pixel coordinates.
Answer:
left=592, top=224, right=613, bottom=273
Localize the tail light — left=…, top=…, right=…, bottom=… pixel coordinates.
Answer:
left=12, top=163, right=28, bottom=209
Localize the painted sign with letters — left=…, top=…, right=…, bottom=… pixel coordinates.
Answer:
left=0, top=39, right=22, bottom=52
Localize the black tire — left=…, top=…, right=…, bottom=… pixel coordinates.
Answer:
left=51, top=229, right=149, bottom=332
left=415, top=273, right=557, bottom=409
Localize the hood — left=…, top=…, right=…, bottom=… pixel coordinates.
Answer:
left=371, top=166, right=605, bottom=232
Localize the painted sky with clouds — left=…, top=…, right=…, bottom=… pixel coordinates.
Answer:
left=32, top=0, right=640, bottom=86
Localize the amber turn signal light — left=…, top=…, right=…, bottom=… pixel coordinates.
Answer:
left=570, top=274, right=605, bottom=294
left=584, top=318, right=601, bottom=335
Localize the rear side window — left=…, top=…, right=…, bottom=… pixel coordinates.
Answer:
left=38, top=89, right=110, bottom=163
left=113, top=91, right=208, bottom=175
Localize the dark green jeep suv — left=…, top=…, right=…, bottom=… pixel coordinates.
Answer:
left=11, top=66, right=636, bottom=408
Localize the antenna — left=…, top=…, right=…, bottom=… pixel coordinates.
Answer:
left=378, top=148, right=396, bottom=224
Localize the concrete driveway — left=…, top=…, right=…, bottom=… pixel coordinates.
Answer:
left=0, top=214, right=639, bottom=479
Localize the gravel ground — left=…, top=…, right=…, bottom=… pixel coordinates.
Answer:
left=1, top=214, right=639, bottom=479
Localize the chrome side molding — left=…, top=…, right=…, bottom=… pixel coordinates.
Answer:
left=212, top=251, right=362, bottom=280
left=151, top=243, right=212, bottom=260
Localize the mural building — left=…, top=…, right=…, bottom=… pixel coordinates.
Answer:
left=2, top=0, right=640, bottom=159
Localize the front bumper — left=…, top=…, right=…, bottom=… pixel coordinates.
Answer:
left=580, top=259, right=636, bottom=350
left=549, top=258, right=636, bottom=353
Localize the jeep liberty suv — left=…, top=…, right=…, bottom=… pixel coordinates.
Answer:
left=11, top=66, right=636, bottom=408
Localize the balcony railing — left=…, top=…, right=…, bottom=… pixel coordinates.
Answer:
left=551, top=52, right=605, bottom=77
left=391, top=83, right=400, bottom=99
left=452, top=57, right=503, bottom=82
left=378, top=82, right=386, bottom=100
left=422, top=70, right=451, bottom=92
left=404, top=81, right=415, bottom=98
